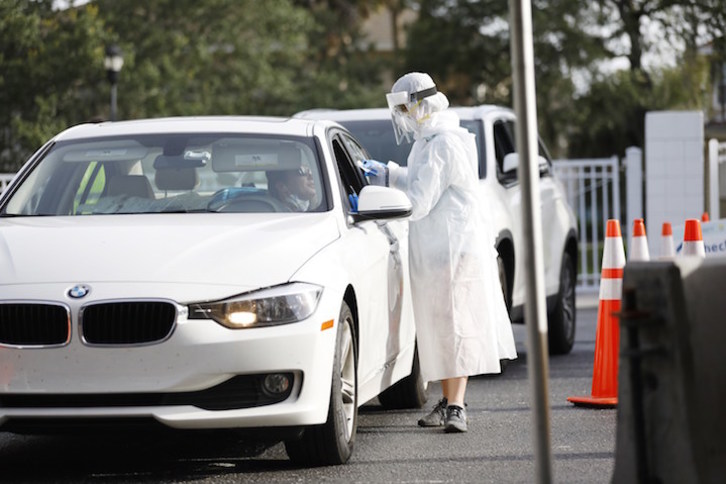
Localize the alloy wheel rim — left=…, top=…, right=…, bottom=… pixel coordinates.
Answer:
left=339, top=319, right=356, bottom=439
left=562, top=260, right=575, bottom=338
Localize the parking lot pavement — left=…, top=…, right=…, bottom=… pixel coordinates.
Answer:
left=0, top=306, right=613, bottom=483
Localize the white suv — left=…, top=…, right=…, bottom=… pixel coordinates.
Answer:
left=296, top=106, right=579, bottom=354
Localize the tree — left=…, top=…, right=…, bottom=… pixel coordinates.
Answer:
left=95, top=0, right=387, bottom=117
left=95, top=0, right=319, bottom=117
left=0, top=0, right=109, bottom=171
left=0, top=0, right=387, bottom=170
left=401, top=0, right=725, bottom=158
left=567, top=1, right=722, bottom=155
left=570, top=55, right=712, bottom=157
left=403, top=0, right=610, bottom=157
left=291, top=0, right=388, bottom=109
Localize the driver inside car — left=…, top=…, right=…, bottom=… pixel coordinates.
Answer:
left=266, top=164, right=317, bottom=212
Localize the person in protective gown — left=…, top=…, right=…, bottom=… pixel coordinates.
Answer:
left=362, top=72, right=517, bottom=433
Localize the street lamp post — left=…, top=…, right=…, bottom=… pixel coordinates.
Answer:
left=104, top=44, right=124, bottom=121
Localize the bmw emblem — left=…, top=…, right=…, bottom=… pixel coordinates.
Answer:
left=68, top=284, right=91, bottom=299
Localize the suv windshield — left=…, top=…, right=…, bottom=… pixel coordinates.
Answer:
left=338, top=118, right=484, bottom=178
left=1, top=134, right=326, bottom=216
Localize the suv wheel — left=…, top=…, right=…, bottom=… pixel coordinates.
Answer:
left=547, top=251, right=576, bottom=354
left=497, top=255, right=511, bottom=313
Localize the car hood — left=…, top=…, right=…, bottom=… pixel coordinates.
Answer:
left=0, top=214, right=339, bottom=291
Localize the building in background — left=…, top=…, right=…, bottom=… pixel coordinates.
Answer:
left=360, top=6, right=417, bottom=89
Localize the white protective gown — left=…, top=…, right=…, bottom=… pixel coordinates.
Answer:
left=388, top=110, right=517, bottom=382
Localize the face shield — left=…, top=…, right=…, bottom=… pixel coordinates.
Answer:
left=386, top=86, right=438, bottom=145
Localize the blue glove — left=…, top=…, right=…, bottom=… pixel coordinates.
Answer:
left=358, top=159, right=389, bottom=186
left=348, top=193, right=359, bottom=213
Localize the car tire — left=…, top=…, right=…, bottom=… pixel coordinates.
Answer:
left=497, top=254, right=511, bottom=313
left=377, top=345, right=427, bottom=409
left=284, top=301, right=358, bottom=466
left=547, top=251, right=576, bottom=355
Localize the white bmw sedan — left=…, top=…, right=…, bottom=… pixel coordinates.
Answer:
left=0, top=116, right=425, bottom=465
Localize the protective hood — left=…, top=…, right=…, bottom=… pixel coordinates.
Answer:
left=386, top=72, right=449, bottom=145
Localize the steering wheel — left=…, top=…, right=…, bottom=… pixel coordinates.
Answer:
left=208, top=194, right=289, bottom=213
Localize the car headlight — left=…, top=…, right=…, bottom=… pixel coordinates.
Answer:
left=188, top=282, right=323, bottom=329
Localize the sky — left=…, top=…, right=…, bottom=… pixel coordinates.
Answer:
left=52, top=0, right=90, bottom=10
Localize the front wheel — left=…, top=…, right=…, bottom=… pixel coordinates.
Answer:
left=547, top=251, right=576, bottom=354
left=285, top=302, right=358, bottom=466
left=497, top=254, right=511, bottom=313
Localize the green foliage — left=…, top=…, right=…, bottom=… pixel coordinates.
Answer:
left=1, top=0, right=724, bottom=170
left=569, top=56, right=712, bottom=157
left=402, top=0, right=724, bottom=159
left=290, top=0, right=388, bottom=110
left=0, top=0, right=385, bottom=171
left=0, top=0, right=110, bottom=171
left=404, top=0, right=511, bottom=104
left=404, top=0, right=613, bottom=157
left=95, top=0, right=386, bottom=116
left=95, top=0, right=317, bottom=117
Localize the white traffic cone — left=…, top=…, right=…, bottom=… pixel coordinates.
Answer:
left=660, top=222, right=675, bottom=259
left=628, top=218, right=650, bottom=261
left=681, top=219, right=705, bottom=257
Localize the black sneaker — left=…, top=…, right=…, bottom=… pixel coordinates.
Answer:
left=444, top=404, right=468, bottom=433
left=417, top=397, right=447, bottom=427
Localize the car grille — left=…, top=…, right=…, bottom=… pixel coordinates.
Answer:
left=0, top=373, right=296, bottom=411
left=0, top=303, right=70, bottom=346
left=81, top=301, right=176, bottom=345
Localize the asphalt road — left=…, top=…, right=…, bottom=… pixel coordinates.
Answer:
left=0, top=300, right=617, bottom=483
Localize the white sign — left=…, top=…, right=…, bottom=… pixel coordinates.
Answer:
left=672, top=219, right=726, bottom=256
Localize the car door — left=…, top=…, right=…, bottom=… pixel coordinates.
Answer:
left=492, top=117, right=559, bottom=304
left=330, top=130, right=414, bottom=392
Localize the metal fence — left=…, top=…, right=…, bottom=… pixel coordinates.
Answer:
left=553, top=156, right=621, bottom=293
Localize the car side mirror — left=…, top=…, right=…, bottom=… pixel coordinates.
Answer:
left=502, top=153, right=548, bottom=174
left=354, top=185, right=412, bottom=221
left=502, top=153, right=519, bottom=173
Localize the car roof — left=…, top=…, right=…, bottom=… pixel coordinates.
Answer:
left=294, top=104, right=513, bottom=122
left=294, top=108, right=391, bottom=121
left=53, top=116, right=341, bottom=142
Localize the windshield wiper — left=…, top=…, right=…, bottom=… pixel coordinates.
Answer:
left=0, top=213, right=55, bottom=217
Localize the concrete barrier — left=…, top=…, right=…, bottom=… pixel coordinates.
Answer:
left=612, top=257, right=726, bottom=483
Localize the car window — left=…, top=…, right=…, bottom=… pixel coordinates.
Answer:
left=337, top=119, right=411, bottom=167
left=2, top=134, right=328, bottom=215
left=461, top=120, right=485, bottom=179
left=494, top=120, right=517, bottom=185
left=331, top=132, right=367, bottom=214
left=339, top=133, right=369, bottom=168
left=494, top=119, right=552, bottom=186
left=340, top=118, right=486, bottom=180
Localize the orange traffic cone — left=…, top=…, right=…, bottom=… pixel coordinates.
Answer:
left=628, top=218, right=649, bottom=261
left=682, top=218, right=705, bottom=257
left=568, top=219, right=625, bottom=408
left=660, top=222, right=675, bottom=259
left=702, top=212, right=710, bottom=222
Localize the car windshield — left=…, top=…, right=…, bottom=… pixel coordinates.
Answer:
left=339, top=118, right=485, bottom=178
left=1, top=133, right=327, bottom=216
